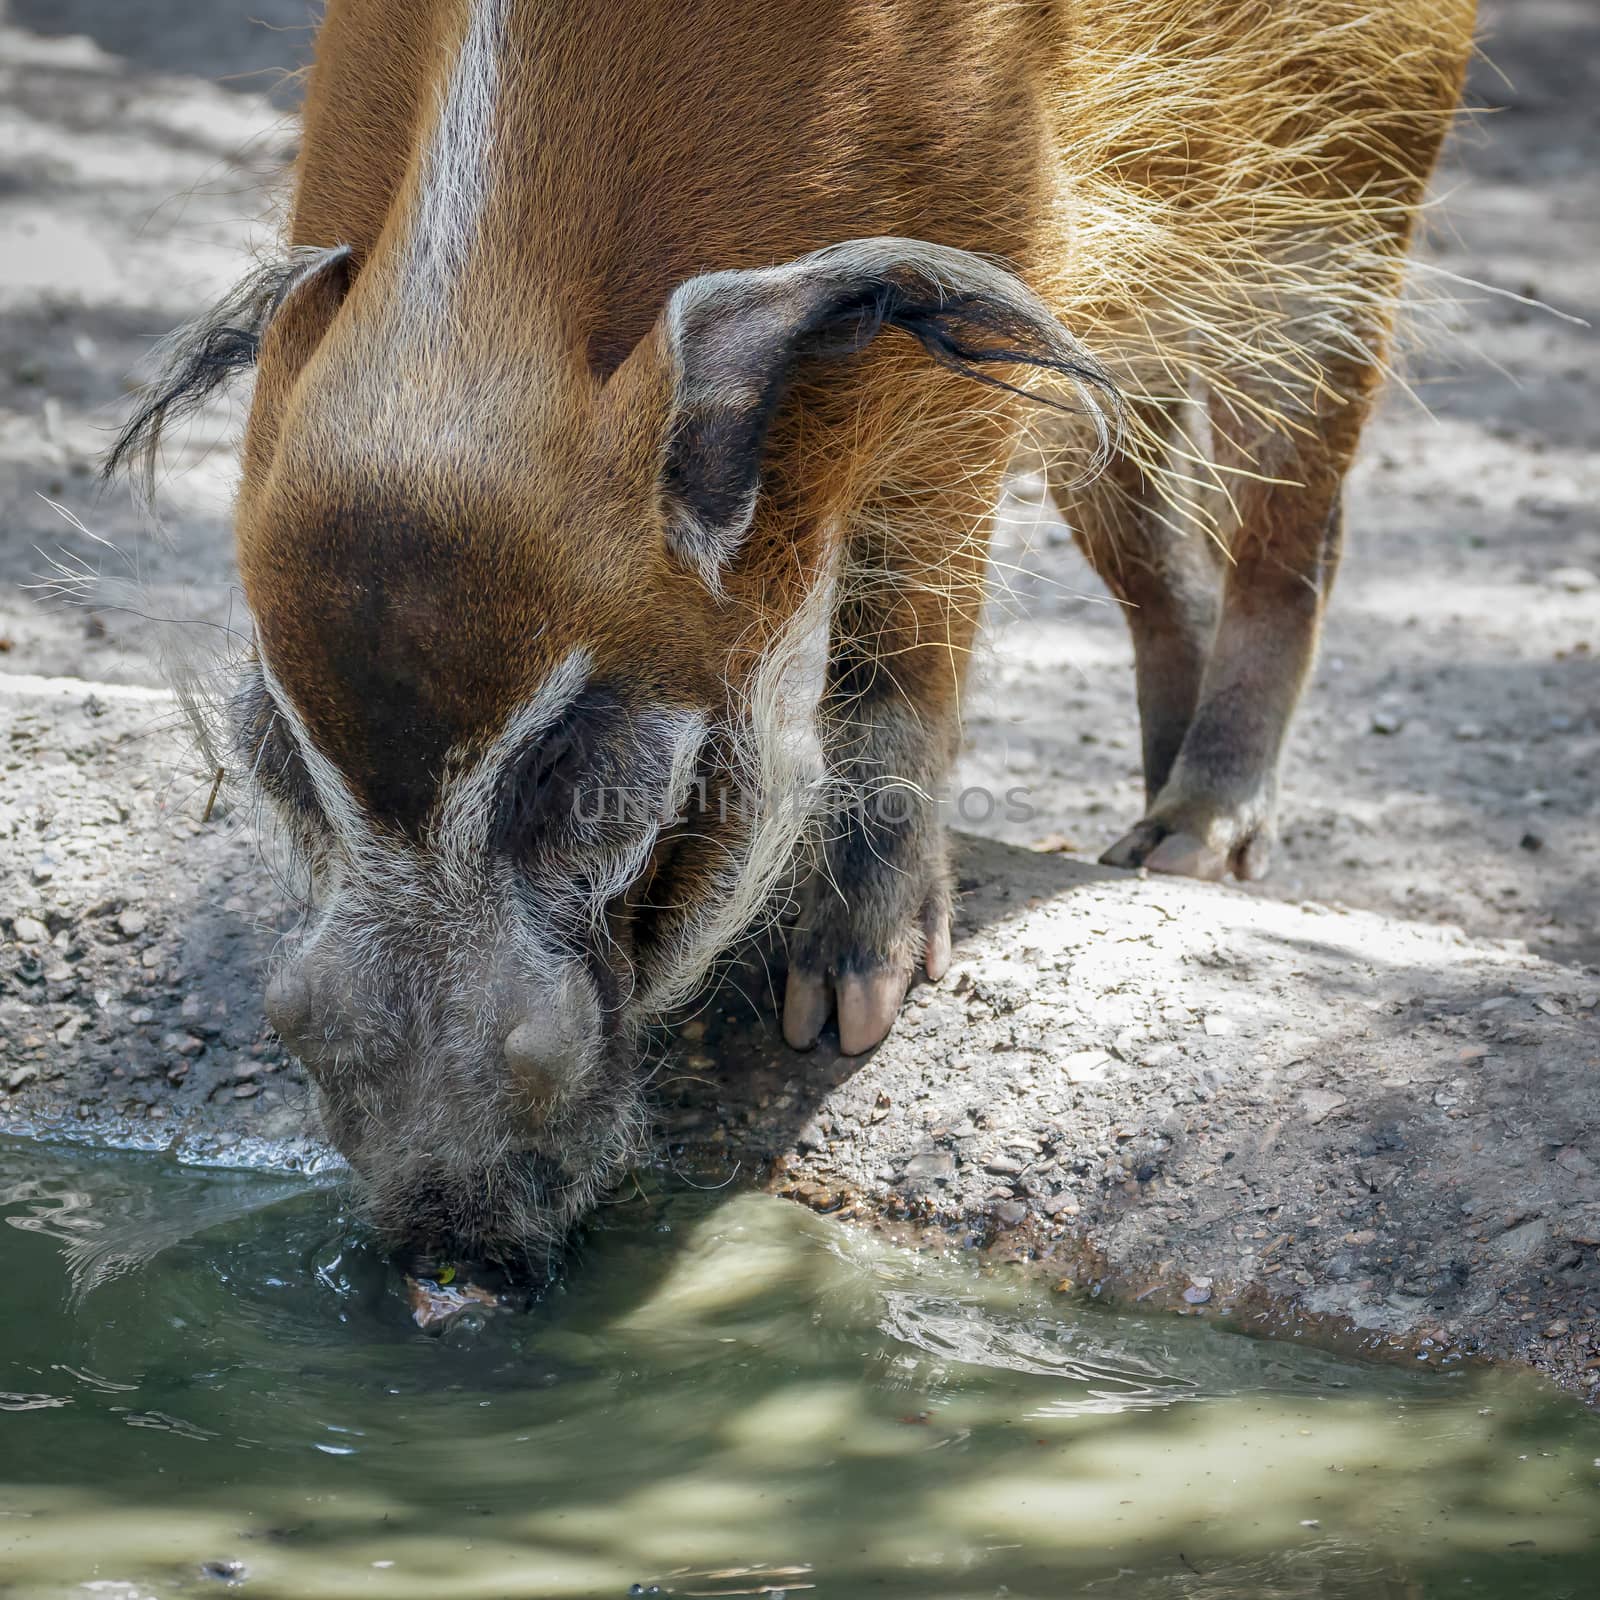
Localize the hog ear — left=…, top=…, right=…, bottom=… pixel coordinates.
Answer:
left=657, top=236, right=1118, bottom=584
left=103, top=243, right=352, bottom=508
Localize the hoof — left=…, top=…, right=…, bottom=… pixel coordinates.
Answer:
left=835, top=967, right=910, bottom=1056
left=782, top=968, right=834, bottom=1051
left=1101, top=818, right=1272, bottom=882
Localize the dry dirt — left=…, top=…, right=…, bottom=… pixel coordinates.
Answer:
left=1, top=1, right=1597, bottom=1391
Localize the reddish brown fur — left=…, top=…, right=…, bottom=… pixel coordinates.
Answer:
left=116, top=0, right=1475, bottom=1255
left=243, top=0, right=1073, bottom=786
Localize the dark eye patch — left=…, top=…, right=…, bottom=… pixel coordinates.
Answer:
left=491, top=686, right=631, bottom=859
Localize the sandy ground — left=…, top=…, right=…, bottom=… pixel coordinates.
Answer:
left=1, top=2, right=1597, bottom=1385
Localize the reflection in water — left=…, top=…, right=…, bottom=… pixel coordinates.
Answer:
left=0, top=1392, right=73, bottom=1413
left=2, top=1161, right=319, bottom=1303
left=0, top=1138, right=1596, bottom=1600
left=880, top=1288, right=1197, bottom=1415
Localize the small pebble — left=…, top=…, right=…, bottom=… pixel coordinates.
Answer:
left=1548, top=565, right=1598, bottom=592
left=1525, top=496, right=1570, bottom=521
left=903, top=1149, right=956, bottom=1184
left=1110, top=1028, right=1144, bottom=1060
left=1062, top=1049, right=1110, bottom=1083
left=1299, top=1089, right=1347, bottom=1125
left=11, top=916, right=47, bottom=945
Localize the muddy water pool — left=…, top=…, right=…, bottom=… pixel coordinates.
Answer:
left=1, top=1139, right=1596, bottom=1599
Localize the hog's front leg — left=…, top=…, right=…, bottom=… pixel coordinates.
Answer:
left=782, top=517, right=981, bottom=1056
left=782, top=688, right=956, bottom=1055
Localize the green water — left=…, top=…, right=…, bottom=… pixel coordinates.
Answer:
left=1, top=1141, right=1597, bottom=1599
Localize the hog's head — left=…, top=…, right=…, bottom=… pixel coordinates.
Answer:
left=107, top=237, right=1107, bottom=1265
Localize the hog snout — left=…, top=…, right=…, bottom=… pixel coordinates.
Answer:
left=265, top=943, right=598, bottom=1100
left=264, top=912, right=638, bottom=1259
left=263, top=964, right=352, bottom=1063
left=385, top=1150, right=570, bottom=1266
left=503, top=1016, right=577, bottom=1107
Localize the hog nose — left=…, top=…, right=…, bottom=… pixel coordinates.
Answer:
left=265, top=963, right=349, bottom=1061
left=264, top=967, right=316, bottom=1048
left=503, top=1018, right=576, bottom=1106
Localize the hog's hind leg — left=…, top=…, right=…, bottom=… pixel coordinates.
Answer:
left=1051, top=400, right=1223, bottom=813
left=1099, top=405, right=1353, bottom=881
left=1080, top=33, right=1467, bottom=882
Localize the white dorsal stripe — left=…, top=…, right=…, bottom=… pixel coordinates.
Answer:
left=406, top=0, right=510, bottom=303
